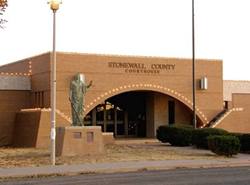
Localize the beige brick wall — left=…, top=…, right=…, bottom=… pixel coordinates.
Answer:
left=154, top=92, right=168, bottom=135
left=216, top=94, right=250, bottom=133
left=0, top=91, right=30, bottom=146
left=153, top=92, right=193, bottom=135
left=55, top=52, right=223, bottom=126
left=13, top=109, right=70, bottom=148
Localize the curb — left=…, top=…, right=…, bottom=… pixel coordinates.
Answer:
left=1, top=159, right=250, bottom=180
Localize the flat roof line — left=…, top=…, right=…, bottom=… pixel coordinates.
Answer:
left=57, top=51, right=222, bottom=62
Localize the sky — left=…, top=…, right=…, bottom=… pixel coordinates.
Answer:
left=0, top=0, right=250, bottom=80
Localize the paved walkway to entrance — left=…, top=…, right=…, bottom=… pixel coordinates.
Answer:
left=114, top=138, right=159, bottom=145
left=1, top=154, right=250, bottom=179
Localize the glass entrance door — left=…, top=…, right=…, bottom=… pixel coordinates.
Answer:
left=128, top=113, right=146, bottom=137
left=84, top=91, right=147, bottom=138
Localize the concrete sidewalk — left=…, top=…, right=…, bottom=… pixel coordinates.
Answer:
left=1, top=154, right=250, bottom=179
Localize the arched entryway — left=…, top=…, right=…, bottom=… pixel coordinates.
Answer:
left=84, top=90, right=203, bottom=138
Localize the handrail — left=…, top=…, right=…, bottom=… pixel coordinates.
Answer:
left=205, top=108, right=228, bottom=128
left=204, top=108, right=244, bottom=128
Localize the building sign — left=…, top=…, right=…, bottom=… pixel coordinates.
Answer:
left=108, top=62, right=175, bottom=74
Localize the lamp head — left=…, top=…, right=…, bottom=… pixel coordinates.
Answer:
left=48, top=0, right=62, bottom=11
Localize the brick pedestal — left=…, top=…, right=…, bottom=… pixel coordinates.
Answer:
left=56, top=126, right=104, bottom=156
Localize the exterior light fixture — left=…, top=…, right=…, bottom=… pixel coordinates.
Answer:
left=49, top=0, right=62, bottom=11
left=200, top=77, right=208, bottom=90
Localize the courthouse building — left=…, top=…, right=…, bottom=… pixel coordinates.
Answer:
left=0, top=52, right=250, bottom=147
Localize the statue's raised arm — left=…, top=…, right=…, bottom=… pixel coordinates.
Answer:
left=87, top=80, right=93, bottom=89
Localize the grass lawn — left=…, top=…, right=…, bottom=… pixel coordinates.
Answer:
left=0, top=139, right=222, bottom=168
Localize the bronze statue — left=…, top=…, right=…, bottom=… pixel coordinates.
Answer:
left=69, top=73, right=92, bottom=126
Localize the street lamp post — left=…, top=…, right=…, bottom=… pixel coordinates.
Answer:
left=192, top=0, right=197, bottom=129
left=48, top=0, right=61, bottom=165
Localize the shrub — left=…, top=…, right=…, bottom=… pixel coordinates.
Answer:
left=231, top=133, right=250, bottom=153
left=156, top=125, right=193, bottom=146
left=192, top=128, right=228, bottom=149
left=167, top=126, right=193, bottom=146
left=156, top=126, right=169, bottom=143
left=207, top=135, right=240, bottom=157
left=239, top=134, right=250, bottom=152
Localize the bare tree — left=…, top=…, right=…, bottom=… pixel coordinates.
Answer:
left=0, top=0, right=8, bottom=28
